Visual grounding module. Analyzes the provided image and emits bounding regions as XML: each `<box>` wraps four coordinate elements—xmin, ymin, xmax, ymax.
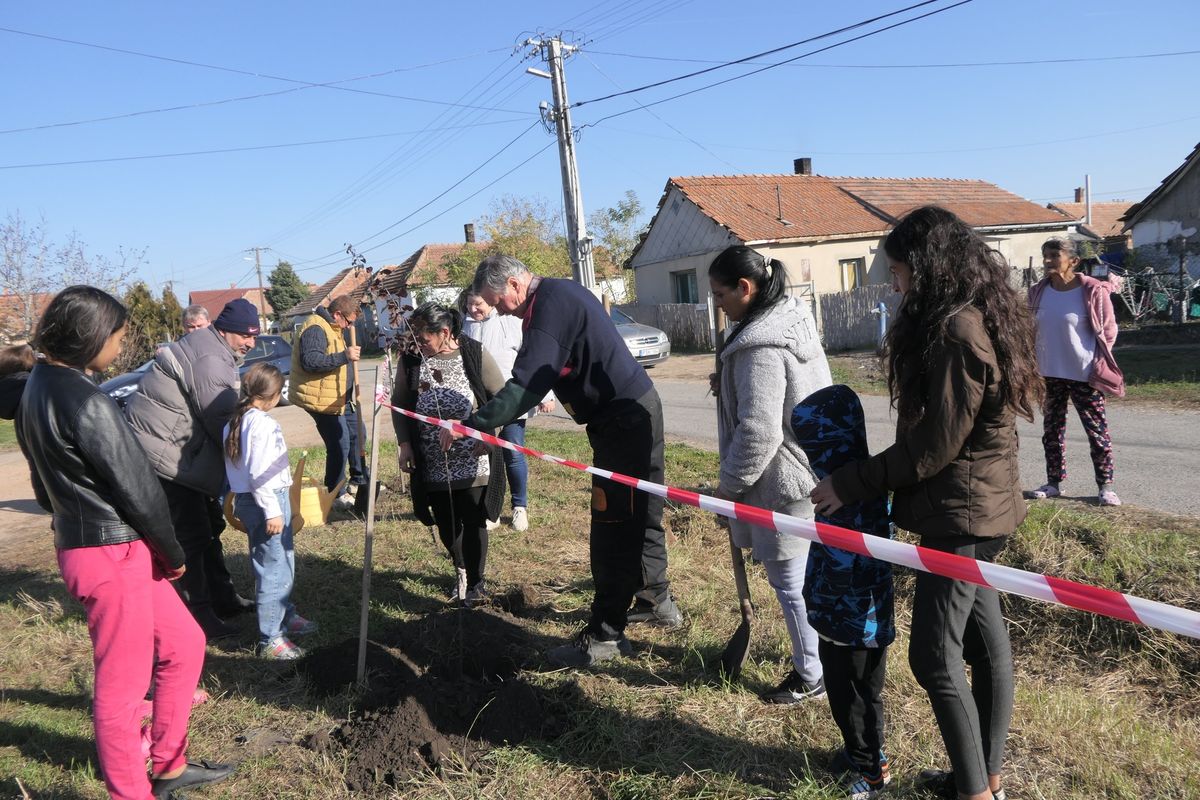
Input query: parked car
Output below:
<box><xmin>611</xmin><ymin>307</ymin><xmax>670</xmax><ymax>367</ymax></box>
<box><xmin>100</xmin><ymin>334</ymin><xmax>294</xmax><ymax>408</ymax></box>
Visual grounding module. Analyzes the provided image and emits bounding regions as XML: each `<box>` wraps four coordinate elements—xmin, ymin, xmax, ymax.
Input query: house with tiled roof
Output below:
<box><xmin>188</xmin><ymin>287</ymin><xmax>273</xmax><ymax>329</ymax></box>
<box><xmin>1048</xmin><ymin>189</ymin><xmax>1133</xmax><ymax>258</ymax></box>
<box><xmin>279</xmin><ymin>266</ymin><xmax>377</xmax><ymax>329</ymax></box>
<box><xmin>1120</xmin><ymin>142</ymin><xmax>1200</xmax><ymax>280</ymax></box>
<box><xmin>628</xmin><ymin>162</ymin><xmax>1075</xmax><ymax>307</ymax></box>
<box><xmin>0</xmin><ymin>291</ymin><xmax>54</xmax><ymax>345</ymax></box>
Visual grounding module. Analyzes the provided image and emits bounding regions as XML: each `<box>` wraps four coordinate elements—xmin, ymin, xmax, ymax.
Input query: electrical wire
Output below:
<box><xmin>584</xmin><ymin>46</ymin><xmax>1200</xmax><ymax>70</ymax></box>
<box><xmin>0</xmin><ymin>119</ymin><xmax>529</xmax><ymax>170</ymax></box>
<box><xmin>0</xmin><ymin>26</ymin><xmax>523</xmax><ymax>114</ymax></box>
<box><xmin>578</xmin><ymin>0</ymin><xmax>973</xmax><ymax>127</ymax></box>
<box><xmin>572</xmin><ymin>0</ymin><xmax>953</xmax><ymax>108</ymax></box>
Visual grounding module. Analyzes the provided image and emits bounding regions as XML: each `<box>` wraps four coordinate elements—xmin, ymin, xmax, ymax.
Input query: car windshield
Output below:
<box><xmin>609</xmin><ymin>308</ymin><xmax>635</xmax><ymax>325</ymax></box>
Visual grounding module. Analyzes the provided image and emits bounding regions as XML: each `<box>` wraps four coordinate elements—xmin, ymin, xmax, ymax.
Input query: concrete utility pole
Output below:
<box><xmin>246</xmin><ymin>246</ymin><xmax>269</xmax><ymax>331</ymax></box>
<box><xmin>525</xmin><ymin>35</ymin><xmax>596</xmax><ymax>290</ymax></box>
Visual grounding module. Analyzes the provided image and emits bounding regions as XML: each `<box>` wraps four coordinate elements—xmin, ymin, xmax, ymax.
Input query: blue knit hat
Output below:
<box><xmin>213</xmin><ymin>299</ymin><xmax>260</xmax><ymax>335</ymax></box>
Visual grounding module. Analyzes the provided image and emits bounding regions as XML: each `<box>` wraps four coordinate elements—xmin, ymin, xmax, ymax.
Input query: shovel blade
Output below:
<box><xmin>719</xmin><ymin>618</ymin><xmax>751</xmax><ymax>681</ymax></box>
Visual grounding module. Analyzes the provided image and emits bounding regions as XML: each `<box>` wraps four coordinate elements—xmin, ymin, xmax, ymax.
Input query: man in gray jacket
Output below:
<box><xmin>125</xmin><ymin>299</ymin><xmax>259</xmax><ymax>639</ymax></box>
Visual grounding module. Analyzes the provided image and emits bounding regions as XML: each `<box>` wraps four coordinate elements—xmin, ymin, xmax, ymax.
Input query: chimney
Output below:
<box><xmin>793</xmin><ymin>157</ymin><xmax>812</xmax><ymax>176</ymax></box>
<box><xmin>464</xmin><ymin>223</ymin><xmax>476</xmax><ymax>243</ymax></box>
<box><xmin>1074</xmin><ymin>187</ymin><xmax>1084</xmax><ymax>203</ymax></box>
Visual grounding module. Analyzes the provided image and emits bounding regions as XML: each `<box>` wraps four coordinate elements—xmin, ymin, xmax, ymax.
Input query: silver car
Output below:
<box><xmin>611</xmin><ymin>307</ymin><xmax>671</xmax><ymax>367</ymax></box>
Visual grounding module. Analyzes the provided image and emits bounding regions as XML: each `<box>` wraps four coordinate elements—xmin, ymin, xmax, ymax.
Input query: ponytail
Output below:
<box><xmin>709</xmin><ymin>246</ymin><xmax>787</xmax><ymax>347</ymax></box>
<box><xmin>224</xmin><ymin>396</ymin><xmax>255</xmax><ymax>463</ymax></box>
<box><xmin>225</xmin><ymin>362</ymin><xmax>286</xmax><ymax>464</ymax></box>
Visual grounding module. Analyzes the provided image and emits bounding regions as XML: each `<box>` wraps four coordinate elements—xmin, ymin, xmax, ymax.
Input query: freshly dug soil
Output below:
<box><xmin>301</xmin><ymin>605</ymin><xmax>561</xmax><ymax>792</ymax></box>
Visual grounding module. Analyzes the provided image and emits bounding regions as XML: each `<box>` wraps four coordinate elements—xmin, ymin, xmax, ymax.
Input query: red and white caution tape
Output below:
<box><xmin>381</xmin><ymin>394</ymin><xmax>1200</xmax><ymax>641</ymax></box>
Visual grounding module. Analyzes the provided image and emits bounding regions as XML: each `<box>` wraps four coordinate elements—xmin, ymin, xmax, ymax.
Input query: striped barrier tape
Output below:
<box><xmin>380</xmin><ymin>392</ymin><xmax>1200</xmax><ymax>641</ymax></box>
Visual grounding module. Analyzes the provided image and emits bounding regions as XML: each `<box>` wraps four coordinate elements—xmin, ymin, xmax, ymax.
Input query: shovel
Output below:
<box><xmin>719</xmin><ymin>529</ymin><xmax>754</xmax><ymax>680</ymax></box>
<box><xmin>712</xmin><ymin>307</ymin><xmax>754</xmax><ymax>681</ymax></box>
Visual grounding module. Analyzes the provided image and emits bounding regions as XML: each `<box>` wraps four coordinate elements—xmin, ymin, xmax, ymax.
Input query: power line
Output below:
<box><xmin>0</xmin><ymin>119</ymin><xmax>528</xmax><ymax>170</ymax></box>
<box><xmin>584</xmin><ymin>46</ymin><xmax>1200</xmax><ymax>70</ymax></box>
<box><xmin>579</xmin><ymin>0</ymin><xmax>973</xmax><ymax>128</ymax></box>
<box><xmin>572</xmin><ymin>0</ymin><xmax>954</xmax><ymax>108</ymax></box>
<box><xmin>0</xmin><ymin>27</ymin><xmax>529</xmax><ymax>118</ymax></box>
<box><xmin>289</xmin><ymin>120</ymin><xmax>544</xmax><ymax>273</ymax></box>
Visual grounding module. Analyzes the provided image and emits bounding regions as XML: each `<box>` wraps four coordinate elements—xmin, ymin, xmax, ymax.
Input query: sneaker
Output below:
<box><xmin>334</xmin><ymin>493</ymin><xmax>355</xmax><ymax>509</ymax></box>
<box><xmin>1099</xmin><ymin>488</ymin><xmax>1122</xmax><ymax>506</ymax></box>
<box><xmin>450</xmin><ymin>567</ymin><xmax>468</xmax><ymax>602</ymax></box>
<box><xmin>485</xmin><ymin>517</ymin><xmax>500</xmax><ymax>531</ymax></box>
<box><xmin>285</xmin><ymin>614</ymin><xmax>318</xmax><ymax>636</ymax></box>
<box><xmin>546</xmin><ymin>626</ymin><xmax>633</xmax><ymax>668</ymax></box>
<box><xmin>625</xmin><ymin>596</ymin><xmax>684</xmax><ymax>628</ymax></box>
<box><xmin>259</xmin><ymin>636</ymin><xmax>304</xmax><ymax>660</ymax></box>
<box><xmin>831</xmin><ymin>749</ymin><xmax>891</xmax><ymax>787</ymax></box>
<box><xmin>464</xmin><ymin>580</ymin><xmax>489</xmax><ymax>608</ymax></box>
<box><xmin>512</xmin><ymin>506</ymin><xmax>529</xmax><ymax>532</ymax></box>
<box><xmin>761</xmin><ymin>668</ymin><xmax>826</xmax><ymax>704</ymax></box>
<box><xmin>1025</xmin><ymin>483</ymin><xmax>1061</xmax><ymax>500</ymax></box>
<box><xmin>846</xmin><ymin>768</ymin><xmax>887</xmax><ymax>800</ymax></box>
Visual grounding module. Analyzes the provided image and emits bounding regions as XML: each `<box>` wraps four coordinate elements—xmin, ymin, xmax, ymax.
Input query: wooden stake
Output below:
<box><xmin>356</xmin><ymin>366</ymin><xmax>383</xmax><ymax>686</ymax></box>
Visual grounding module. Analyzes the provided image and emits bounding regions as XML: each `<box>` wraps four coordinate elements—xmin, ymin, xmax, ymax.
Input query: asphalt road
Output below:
<box><xmin>574</xmin><ymin>377</ymin><xmax>1198</xmax><ymax>518</ymax></box>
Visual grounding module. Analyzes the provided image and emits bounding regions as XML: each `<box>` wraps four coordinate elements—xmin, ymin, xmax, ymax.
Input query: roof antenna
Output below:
<box><xmin>775</xmin><ymin>184</ymin><xmax>793</xmax><ymax>227</ymax></box>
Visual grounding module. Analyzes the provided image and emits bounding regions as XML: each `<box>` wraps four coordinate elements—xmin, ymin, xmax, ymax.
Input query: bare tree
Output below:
<box><xmin>1</xmin><ymin>212</ymin><xmax>141</xmax><ymax>343</ymax></box>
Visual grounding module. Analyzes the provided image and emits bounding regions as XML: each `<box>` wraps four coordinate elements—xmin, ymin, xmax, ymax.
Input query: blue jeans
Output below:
<box><xmin>499</xmin><ymin>419</ymin><xmax>528</xmax><ymax>509</ymax></box>
<box><xmin>235</xmin><ymin>489</ymin><xmax>296</xmax><ymax>646</ymax></box>
<box><xmin>308</xmin><ymin>406</ymin><xmax>367</xmax><ymax>494</ymax></box>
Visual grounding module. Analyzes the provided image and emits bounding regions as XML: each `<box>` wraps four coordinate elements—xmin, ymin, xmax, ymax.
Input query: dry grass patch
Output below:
<box><xmin>2</xmin><ymin>431</ymin><xmax>1198</xmax><ymax>798</ymax></box>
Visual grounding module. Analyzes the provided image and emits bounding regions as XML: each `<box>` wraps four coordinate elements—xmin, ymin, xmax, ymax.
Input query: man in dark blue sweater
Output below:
<box><xmin>440</xmin><ymin>254</ymin><xmax>680</xmax><ymax>666</ymax></box>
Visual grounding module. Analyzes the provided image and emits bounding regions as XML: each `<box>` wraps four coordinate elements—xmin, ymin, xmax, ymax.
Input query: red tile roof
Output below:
<box><xmin>1047</xmin><ymin>201</ymin><xmax>1133</xmax><ymax>239</ymax></box>
<box><xmin>280</xmin><ymin>267</ymin><xmax>375</xmax><ymax>320</ymax></box>
<box><xmin>667</xmin><ymin>174</ymin><xmax>1072</xmax><ymax>243</ymax></box>
<box><xmin>375</xmin><ymin>242</ymin><xmax>487</xmax><ymax>295</ymax></box>
<box><xmin>188</xmin><ymin>287</ymin><xmax>272</xmax><ymax>320</ymax></box>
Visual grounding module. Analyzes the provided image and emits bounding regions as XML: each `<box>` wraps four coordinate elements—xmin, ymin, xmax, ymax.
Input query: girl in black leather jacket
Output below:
<box><xmin>18</xmin><ymin>286</ymin><xmax>231</xmax><ymax>799</ymax></box>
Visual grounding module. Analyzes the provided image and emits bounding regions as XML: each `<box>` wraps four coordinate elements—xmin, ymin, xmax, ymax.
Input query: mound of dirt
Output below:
<box><xmin>302</xmin><ymin>607</ymin><xmax>561</xmax><ymax>792</ymax></box>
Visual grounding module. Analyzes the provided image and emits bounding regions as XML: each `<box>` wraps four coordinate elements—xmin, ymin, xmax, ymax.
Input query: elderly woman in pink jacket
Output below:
<box><xmin>1026</xmin><ymin>237</ymin><xmax>1125</xmax><ymax>506</ymax></box>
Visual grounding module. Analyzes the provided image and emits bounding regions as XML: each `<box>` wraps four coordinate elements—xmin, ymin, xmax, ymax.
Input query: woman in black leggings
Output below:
<box><xmin>811</xmin><ymin>206</ymin><xmax>1044</xmax><ymax>800</ymax></box>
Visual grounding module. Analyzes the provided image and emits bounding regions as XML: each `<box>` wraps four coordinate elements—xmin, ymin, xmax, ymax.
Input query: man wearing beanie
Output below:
<box><xmin>125</xmin><ymin>298</ymin><xmax>259</xmax><ymax>640</ymax></box>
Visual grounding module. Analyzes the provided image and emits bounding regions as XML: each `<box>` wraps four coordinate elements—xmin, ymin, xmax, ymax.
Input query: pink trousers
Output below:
<box><xmin>57</xmin><ymin>540</ymin><xmax>206</xmax><ymax>800</ymax></box>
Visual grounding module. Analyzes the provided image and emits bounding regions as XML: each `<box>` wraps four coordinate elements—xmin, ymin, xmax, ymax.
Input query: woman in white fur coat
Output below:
<box><xmin>710</xmin><ymin>245</ymin><xmax>833</xmax><ymax>704</ymax></box>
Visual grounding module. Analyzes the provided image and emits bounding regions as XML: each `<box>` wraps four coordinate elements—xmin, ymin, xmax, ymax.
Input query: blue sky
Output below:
<box><xmin>2</xmin><ymin>1</ymin><xmax>1198</xmax><ymax>300</ymax></box>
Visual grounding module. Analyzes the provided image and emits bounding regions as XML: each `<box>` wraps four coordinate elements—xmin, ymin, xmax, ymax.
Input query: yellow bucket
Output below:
<box><xmin>224</xmin><ymin>454</ymin><xmax>344</xmax><ymax>534</ymax></box>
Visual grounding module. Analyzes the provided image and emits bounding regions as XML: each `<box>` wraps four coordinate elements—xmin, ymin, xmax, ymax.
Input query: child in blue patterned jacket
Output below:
<box><xmin>792</xmin><ymin>384</ymin><xmax>895</xmax><ymax>800</ymax></box>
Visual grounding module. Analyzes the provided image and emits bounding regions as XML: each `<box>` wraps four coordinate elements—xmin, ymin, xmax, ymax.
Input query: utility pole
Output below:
<box><xmin>525</xmin><ymin>36</ymin><xmax>596</xmax><ymax>290</ymax></box>
<box><xmin>246</xmin><ymin>246</ymin><xmax>269</xmax><ymax>332</ymax></box>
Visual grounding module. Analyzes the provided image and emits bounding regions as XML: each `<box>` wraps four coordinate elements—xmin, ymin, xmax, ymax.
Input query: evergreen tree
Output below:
<box><xmin>161</xmin><ymin>285</ymin><xmax>184</xmax><ymax>341</ymax></box>
<box><xmin>118</xmin><ymin>282</ymin><xmax>172</xmax><ymax>373</ymax></box>
<box><xmin>265</xmin><ymin>261</ymin><xmax>309</xmax><ymax>321</ymax></box>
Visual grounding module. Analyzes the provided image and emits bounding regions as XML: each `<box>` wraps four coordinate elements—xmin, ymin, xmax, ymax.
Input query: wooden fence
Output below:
<box><xmin>617</xmin><ymin>286</ymin><xmax>901</xmax><ymax>355</ymax></box>
<box><xmin>615</xmin><ymin>303</ymin><xmax>714</xmax><ymax>352</ymax></box>
<box><xmin>817</xmin><ymin>285</ymin><xmax>900</xmax><ymax>352</ymax></box>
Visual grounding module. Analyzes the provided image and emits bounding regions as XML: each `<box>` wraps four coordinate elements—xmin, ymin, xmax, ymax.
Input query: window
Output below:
<box><xmin>671</xmin><ymin>269</ymin><xmax>699</xmax><ymax>304</ymax></box>
<box><xmin>839</xmin><ymin>258</ymin><xmax>865</xmax><ymax>290</ymax></box>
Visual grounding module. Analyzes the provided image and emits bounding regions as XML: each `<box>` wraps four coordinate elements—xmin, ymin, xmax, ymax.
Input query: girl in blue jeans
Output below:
<box><xmin>223</xmin><ymin>363</ymin><xmax>317</xmax><ymax>659</ymax></box>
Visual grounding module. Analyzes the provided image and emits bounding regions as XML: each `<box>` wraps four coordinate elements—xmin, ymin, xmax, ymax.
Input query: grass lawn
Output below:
<box><xmin>2</xmin><ymin>430</ymin><xmax>1198</xmax><ymax>798</ymax></box>
<box><xmin>831</xmin><ymin>346</ymin><xmax>1200</xmax><ymax>408</ymax></box>
<box><xmin>0</xmin><ymin>419</ymin><xmax>16</xmax><ymax>452</ymax></box>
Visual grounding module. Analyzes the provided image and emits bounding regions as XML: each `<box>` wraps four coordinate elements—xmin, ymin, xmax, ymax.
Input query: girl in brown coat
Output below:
<box><xmin>811</xmin><ymin>206</ymin><xmax>1043</xmax><ymax>800</ymax></box>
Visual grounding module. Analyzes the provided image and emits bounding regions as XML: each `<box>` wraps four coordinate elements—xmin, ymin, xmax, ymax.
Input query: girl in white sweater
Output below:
<box><xmin>223</xmin><ymin>363</ymin><xmax>316</xmax><ymax>659</ymax></box>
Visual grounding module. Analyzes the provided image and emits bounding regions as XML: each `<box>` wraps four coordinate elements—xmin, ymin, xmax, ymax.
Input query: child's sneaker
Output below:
<box><xmin>259</xmin><ymin>636</ymin><xmax>304</xmax><ymax>660</ymax></box>
<box><xmin>285</xmin><ymin>614</ymin><xmax>318</xmax><ymax>636</ymax></box>
<box><xmin>1025</xmin><ymin>483</ymin><xmax>1060</xmax><ymax>500</ymax></box>
<box><xmin>464</xmin><ymin>580</ymin><xmax>489</xmax><ymax>608</ymax></box>
<box><xmin>1098</xmin><ymin>488</ymin><xmax>1122</xmax><ymax>506</ymax></box>
<box><xmin>761</xmin><ymin>669</ymin><xmax>825</xmax><ymax>704</ymax></box>
<box><xmin>846</xmin><ymin>768</ymin><xmax>887</xmax><ymax>800</ymax></box>
<box><xmin>831</xmin><ymin>748</ymin><xmax>891</xmax><ymax>788</ymax></box>
<box><xmin>450</xmin><ymin>567</ymin><xmax>468</xmax><ymax>602</ymax></box>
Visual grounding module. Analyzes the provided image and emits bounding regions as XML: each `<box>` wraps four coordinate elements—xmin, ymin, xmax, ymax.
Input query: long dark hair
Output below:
<box><xmin>0</xmin><ymin>344</ymin><xmax>35</xmax><ymax>377</ymax></box>
<box><xmin>708</xmin><ymin>245</ymin><xmax>786</xmax><ymax>348</ymax></box>
<box><xmin>224</xmin><ymin>362</ymin><xmax>285</xmax><ymax>463</ymax></box>
<box><xmin>33</xmin><ymin>286</ymin><xmax>127</xmax><ymax>369</ymax></box>
<box><xmin>882</xmin><ymin>206</ymin><xmax>1042</xmax><ymax>425</ymax></box>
